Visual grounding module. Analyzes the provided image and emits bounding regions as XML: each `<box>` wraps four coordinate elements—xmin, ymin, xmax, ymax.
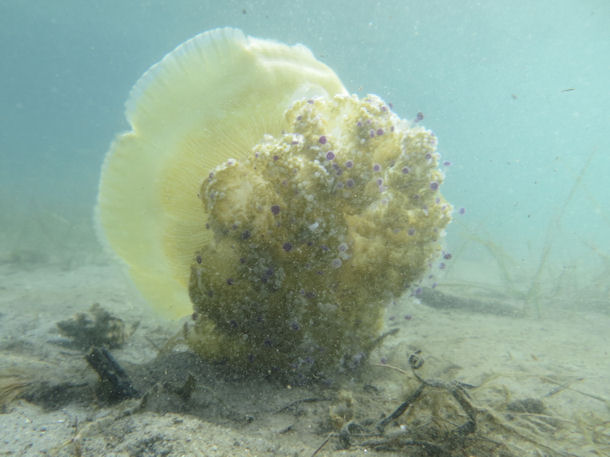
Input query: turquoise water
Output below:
<box><xmin>0</xmin><ymin>2</ymin><xmax>609</xmax><ymax>455</ymax></box>
<box><xmin>1</xmin><ymin>0</ymin><xmax>608</xmax><ymax>297</ymax></box>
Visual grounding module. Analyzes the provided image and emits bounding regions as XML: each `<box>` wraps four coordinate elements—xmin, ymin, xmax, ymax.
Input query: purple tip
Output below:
<box><xmin>318</xmin><ymin>135</ymin><xmax>327</xmax><ymax>144</ymax></box>
<box><xmin>271</xmin><ymin>205</ymin><xmax>280</xmax><ymax>215</ymax></box>
<box><xmin>430</xmin><ymin>181</ymin><xmax>439</xmax><ymax>191</ymax></box>
<box><xmin>326</xmin><ymin>151</ymin><xmax>335</xmax><ymax>160</ymax></box>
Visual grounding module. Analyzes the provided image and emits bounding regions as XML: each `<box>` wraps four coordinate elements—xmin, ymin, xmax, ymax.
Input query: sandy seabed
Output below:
<box><xmin>0</xmin><ymin>260</ymin><xmax>608</xmax><ymax>456</ymax></box>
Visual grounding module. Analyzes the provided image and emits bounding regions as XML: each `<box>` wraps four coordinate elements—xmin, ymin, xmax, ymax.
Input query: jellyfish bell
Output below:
<box><xmin>96</xmin><ymin>28</ymin><xmax>347</xmax><ymax>318</ymax></box>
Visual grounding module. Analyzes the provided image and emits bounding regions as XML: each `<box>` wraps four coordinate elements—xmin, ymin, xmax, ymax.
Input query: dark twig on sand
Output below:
<box><xmin>85</xmin><ymin>347</ymin><xmax>139</xmax><ymax>402</ymax></box>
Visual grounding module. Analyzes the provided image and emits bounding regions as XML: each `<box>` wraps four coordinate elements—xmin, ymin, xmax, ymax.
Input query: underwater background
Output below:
<box><xmin>1</xmin><ymin>0</ymin><xmax>608</xmax><ymax>306</ymax></box>
<box><xmin>1</xmin><ymin>2</ymin><xmax>609</xmax><ymax>456</ymax></box>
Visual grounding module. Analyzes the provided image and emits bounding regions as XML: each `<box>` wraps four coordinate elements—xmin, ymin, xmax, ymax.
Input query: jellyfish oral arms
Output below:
<box><xmin>188</xmin><ymin>94</ymin><xmax>452</xmax><ymax>376</ymax></box>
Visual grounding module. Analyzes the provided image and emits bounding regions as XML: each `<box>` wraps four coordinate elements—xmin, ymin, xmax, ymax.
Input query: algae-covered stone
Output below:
<box><xmin>188</xmin><ymin>94</ymin><xmax>452</xmax><ymax>378</ymax></box>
